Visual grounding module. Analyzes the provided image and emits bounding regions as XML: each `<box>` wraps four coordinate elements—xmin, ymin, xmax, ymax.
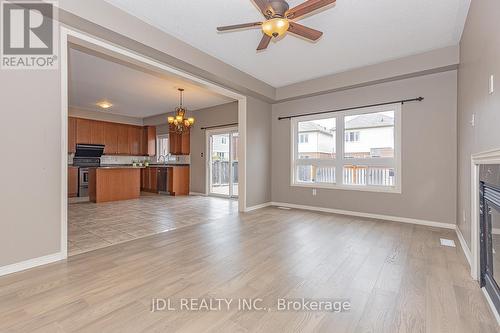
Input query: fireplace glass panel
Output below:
<box><xmin>492</xmin><ymin>207</ymin><xmax>500</xmax><ymax>282</ymax></box>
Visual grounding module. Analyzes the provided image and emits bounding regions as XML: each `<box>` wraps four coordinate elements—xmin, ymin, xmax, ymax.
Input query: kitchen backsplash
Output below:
<box><xmin>68</xmin><ymin>154</ymin><xmax>190</xmax><ymax>165</ymax></box>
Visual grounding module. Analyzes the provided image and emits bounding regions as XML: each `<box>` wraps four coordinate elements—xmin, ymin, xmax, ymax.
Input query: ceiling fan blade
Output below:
<box><xmin>286</xmin><ymin>0</ymin><xmax>336</xmax><ymax>20</ymax></box>
<box><xmin>257</xmin><ymin>34</ymin><xmax>272</xmax><ymax>50</ymax></box>
<box><xmin>288</xmin><ymin>22</ymin><xmax>323</xmax><ymax>41</ymax></box>
<box><xmin>252</xmin><ymin>0</ymin><xmax>271</xmax><ymax>17</ymax></box>
<box><xmin>217</xmin><ymin>22</ymin><xmax>262</xmax><ymax>31</ymax></box>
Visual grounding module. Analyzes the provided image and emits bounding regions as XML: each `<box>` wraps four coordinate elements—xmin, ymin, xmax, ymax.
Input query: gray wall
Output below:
<box><xmin>188</xmin><ymin>103</ymin><xmax>239</xmax><ymax>194</ymax></box>
<box><xmin>272</xmin><ymin>71</ymin><xmax>458</xmax><ymax>225</ymax></box>
<box><xmin>457</xmin><ymin>0</ymin><xmax>500</xmax><ymax>247</ymax></box>
<box><xmin>0</xmin><ymin>69</ymin><xmax>62</xmax><ymax>266</ymax></box>
<box><xmin>246</xmin><ymin>97</ymin><xmax>273</xmax><ymax>207</ymax></box>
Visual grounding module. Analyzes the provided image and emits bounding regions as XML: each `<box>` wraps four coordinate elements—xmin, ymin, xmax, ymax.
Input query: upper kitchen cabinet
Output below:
<box><xmin>68</xmin><ymin>117</ymin><xmax>76</xmax><ymax>153</ymax></box>
<box><xmin>104</xmin><ymin>122</ymin><xmax>119</xmax><ymax>155</ymax></box>
<box><xmin>169</xmin><ymin>126</ymin><xmax>190</xmax><ymax>155</ymax></box>
<box><xmin>142</xmin><ymin>126</ymin><xmax>156</xmax><ymax>157</ymax></box>
<box><xmin>75</xmin><ymin>118</ymin><xmax>91</xmax><ymax>144</ymax></box>
<box><xmin>128</xmin><ymin>126</ymin><xmax>142</xmax><ymax>156</ymax></box>
<box><xmin>181</xmin><ymin>129</ymin><xmax>190</xmax><ymax>155</ymax></box>
<box><xmin>90</xmin><ymin>120</ymin><xmax>105</xmax><ymax>145</ymax></box>
<box><xmin>117</xmin><ymin>124</ymin><xmax>130</xmax><ymax>155</ymax></box>
<box><xmin>69</xmin><ymin>117</ymin><xmax>156</xmax><ymax>156</ymax></box>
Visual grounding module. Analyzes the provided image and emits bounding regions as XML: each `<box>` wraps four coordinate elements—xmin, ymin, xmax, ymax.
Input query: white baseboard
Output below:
<box><xmin>245</xmin><ymin>202</ymin><xmax>272</xmax><ymax>212</ymax></box>
<box><xmin>269</xmin><ymin>202</ymin><xmax>456</xmax><ymax>230</ymax></box>
<box><xmin>0</xmin><ymin>252</ymin><xmax>64</xmax><ymax>277</ymax></box>
<box><xmin>456</xmin><ymin>227</ymin><xmax>472</xmax><ymax>266</ymax></box>
<box><xmin>189</xmin><ymin>192</ymin><xmax>207</xmax><ymax>196</ymax></box>
<box><xmin>482</xmin><ymin>287</ymin><xmax>500</xmax><ymax>326</ymax></box>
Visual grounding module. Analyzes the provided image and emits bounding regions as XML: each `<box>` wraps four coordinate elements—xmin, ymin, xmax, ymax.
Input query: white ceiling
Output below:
<box><xmin>104</xmin><ymin>0</ymin><xmax>471</xmax><ymax>88</ymax></box>
<box><xmin>69</xmin><ymin>48</ymin><xmax>234</xmax><ymax>118</ymax></box>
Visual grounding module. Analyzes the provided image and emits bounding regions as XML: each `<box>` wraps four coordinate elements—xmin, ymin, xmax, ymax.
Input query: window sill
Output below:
<box><xmin>291</xmin><ymin>182</ymin><xmax>401</xmax><ymax>194</ymax></box>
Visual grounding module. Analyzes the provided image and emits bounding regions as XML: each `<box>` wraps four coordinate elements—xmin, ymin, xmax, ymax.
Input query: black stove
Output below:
<box><xmin>73</xmin><ymin>144</ymin><xmax>104</xmax><ymax>197</ymax></box>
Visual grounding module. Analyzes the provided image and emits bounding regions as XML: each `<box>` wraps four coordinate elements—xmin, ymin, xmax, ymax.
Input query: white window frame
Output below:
<box><xmin>156</xmin><ymin>134</ymin><xmax>169</xmax><ymax>162</ymax></box>
<box><xmin>290</xmin><ymin>103</ymin><xmax>402</xmax><ymax>193</ymax></box>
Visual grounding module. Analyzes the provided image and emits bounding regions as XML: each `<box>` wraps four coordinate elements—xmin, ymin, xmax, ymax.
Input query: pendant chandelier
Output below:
<box><xmin>167</xmin><ymin>88</ymin><xmax>194</xmax><ymax>133</ymax></box>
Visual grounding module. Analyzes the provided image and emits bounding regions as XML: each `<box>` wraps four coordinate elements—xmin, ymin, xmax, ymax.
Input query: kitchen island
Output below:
<box><xmin>89</xmin><ymin>167</ymin><xmax>142</xmax><ymax>203</ymax></box>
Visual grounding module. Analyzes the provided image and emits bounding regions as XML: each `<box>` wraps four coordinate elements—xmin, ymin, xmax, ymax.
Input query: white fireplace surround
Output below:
<box><xmin>469</xmin><ymin>148</ymin><xmax>500</xmax><ymax>281</ymax></box>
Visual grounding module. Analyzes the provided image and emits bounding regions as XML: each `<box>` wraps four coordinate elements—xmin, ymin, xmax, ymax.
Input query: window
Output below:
<box><xmin>156</xmin><ymin>134</ymin><xmax>169</xmax><ymax>162</ymax></box>
<box><xmin>291</xmin><ymin>104</ymin><xmax>401</xmax><ymax>192</ymax></box>
<box><xmin>221</xmin><ymin>137</ymin><xmax>227</xmax><ymax>144</ymax></box>
<box><xmin>294</xmin><ymin>117</ymin><xmax>336</xmax><ymax>184</ymax></box>
<box><xmin>344</xmin><ymin>131</ymin><xmax>360</xmax><ymax>142</ymax></box>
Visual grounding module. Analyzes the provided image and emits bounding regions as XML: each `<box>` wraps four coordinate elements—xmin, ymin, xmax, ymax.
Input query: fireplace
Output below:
<box><xmin>480</xmin><ymin>164</ymin><xmax>500</xmax><ymax>313</ymax></box>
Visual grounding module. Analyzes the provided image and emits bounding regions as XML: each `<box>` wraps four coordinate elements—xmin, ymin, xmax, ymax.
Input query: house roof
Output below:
<box><xmin>299</xmin><ymin>122</ymin><xmax>335</xmax><ymax>135</ymax></box>
<box><xmin>345</xmin><ymin>113</ymin><xmax>394</xmax><ymax>130</ymax></box>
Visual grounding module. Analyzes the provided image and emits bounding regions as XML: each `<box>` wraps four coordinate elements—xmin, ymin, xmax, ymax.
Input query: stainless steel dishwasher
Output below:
<box><xmin>157</xmin><ymin>167</ymin><xmax>169</xmax><ymax>194</ymax></box>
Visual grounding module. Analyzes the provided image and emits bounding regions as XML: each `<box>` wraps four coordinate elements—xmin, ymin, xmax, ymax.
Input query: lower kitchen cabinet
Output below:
<box><xmin>168</xmin><ymin>166</ymin><xmax>190</xmax><ymax>196</ymax></box>
<box><xmin>141</xmin><ymin>167</ymin><xmax>158</xmax><ymax>193</ymax></box>
<box><xmin>68</xmin><ymin>166</ymin><xmax>78</xmax><ymax>198</ymax></box>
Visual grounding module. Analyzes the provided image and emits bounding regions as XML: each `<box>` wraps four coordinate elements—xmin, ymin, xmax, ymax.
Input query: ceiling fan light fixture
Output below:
<box><xmin>262</xmin><ymin>18</ymin><xmax>289</xmax><ymax>37</ymax></box>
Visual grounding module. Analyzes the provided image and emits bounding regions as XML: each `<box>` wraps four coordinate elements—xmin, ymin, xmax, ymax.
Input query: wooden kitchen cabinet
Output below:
<box><xmin>141</xmin><ymin>167</ymin><xmax>158</xmax><ymax>193</ymax></box>
<box><xmin>68</xmin><ymin>117</ymin><xmax>76</xmax><ymax>153</ymax></box>
<box><xmin>68</xmin><ymin>166</ymin><xmax>78</xmax><ymax>197</ymax></box>
<box><xmin>142</xmin><ymin>126</ymin><xmax>156</xmax><ymax>156</ymax></box>
<box><xmin>168</xmin><ymin>166</ymin><xmax>190</xmax><ymax>196</ymax></box>
<box><xmin>128</xmin><ymin>126</ymin><xmax>142</xmax><ymax>156</ymax></box>
<box><xmin>70</xmin><ymin>117</ymin><xmax>156</xmax><ymax>156</ymax></box>
<box><xmin>90</xmin><ymin>120</ymin><xmax>105</xmax><ymax>145</ymax></box>
<box><xmin>76</xmin><ymin>118</ymin><xmax>92</xmax><ymax>145</ymax></box>
<box><xmin>181</xmin><ymin>129</ymin><xmax>190</xmax><ymax>155</ymax></box>
<box><xmin>169</xmin><ymin>126</ymin><xmax>190</xmax><ymax>155</ymax></box>
<box><xmin>117</xmin><ymin>124</ymin><xmax>130</xmax><ymax>155</ymax></box>
<box><xmin>104</xmin><ymin>122</ymin><xmax>119</xmax><ymax>155</ymax></box>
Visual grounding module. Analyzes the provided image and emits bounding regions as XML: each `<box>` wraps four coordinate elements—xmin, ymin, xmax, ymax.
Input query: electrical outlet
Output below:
<box><xmin>490</xmin><ymin>75</ymin><xmax>495</xmax><ymax>95</ymax></box>
<box><xmin>312</xmin><ymin>189</ymin><xmax>317</xmax><ymax>196</ymax></box>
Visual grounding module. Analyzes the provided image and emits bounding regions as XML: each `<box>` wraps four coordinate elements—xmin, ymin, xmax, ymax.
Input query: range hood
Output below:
<box><xmin>74</xmin><ymin>144</ymin><xmax>105</xmax><ymax>158</ymax></box>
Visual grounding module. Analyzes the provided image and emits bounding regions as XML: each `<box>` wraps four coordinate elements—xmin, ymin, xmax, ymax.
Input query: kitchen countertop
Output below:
<box><xmin>95</xmin><ymin>165</ymin><xmax>146</xmax><ymax>169</ymax></box>
<box><xmin>68</xmin><ymin>164</ymin><xmax>190</xmax><ymax>168</ymax></box>
<box><xmin>148</xmin><ymin>164</ymin><xmax>190</xmax><ymax>167</ymax></box>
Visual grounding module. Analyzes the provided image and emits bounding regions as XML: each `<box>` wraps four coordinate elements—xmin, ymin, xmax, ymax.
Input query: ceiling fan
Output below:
<box><xmin>217</xmin><ymin>0</ymin><xmax>336</xmax><ymax>50</ymax></box>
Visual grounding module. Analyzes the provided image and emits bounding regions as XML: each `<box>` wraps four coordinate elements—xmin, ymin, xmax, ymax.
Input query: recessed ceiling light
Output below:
<box><xmin>96</xmin><ymin>101</ymin><xmax>112</xmax><ymax>109</ymax></box>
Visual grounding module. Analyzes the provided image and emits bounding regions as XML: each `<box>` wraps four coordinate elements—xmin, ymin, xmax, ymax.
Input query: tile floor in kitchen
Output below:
<box><xmin>68</xmin><ymin>194</ymin><xmax>238</xmax><ymax>256</ymax></box>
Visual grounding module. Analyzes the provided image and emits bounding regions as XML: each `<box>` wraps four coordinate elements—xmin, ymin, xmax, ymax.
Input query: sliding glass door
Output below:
<box><xmin>207</xmin><ymin>129</ymin><xmax>238</xmax><ymax>198</ymax></box>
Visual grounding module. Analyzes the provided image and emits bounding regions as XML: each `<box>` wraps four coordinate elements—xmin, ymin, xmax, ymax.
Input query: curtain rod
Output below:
<box><xmin>277</xmin><ymin>97</ymin><xmax>424</xmax><ymax>120</ymax></box>
<box><xmin>200</xmin><ymin>123</ymin><xmax>238</xmax><ymax>130</ymax></box>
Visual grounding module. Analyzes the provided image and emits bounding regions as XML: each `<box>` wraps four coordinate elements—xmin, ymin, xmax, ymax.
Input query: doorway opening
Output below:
<box><xmin>60</xmin><ymin>28</ymin><xmax>247</xmax><ymax>259</ymax></box>
<box><xmin>207</xmin><ymin>127</ymin><xmax>239</xmax><ymax>198</ymax></box>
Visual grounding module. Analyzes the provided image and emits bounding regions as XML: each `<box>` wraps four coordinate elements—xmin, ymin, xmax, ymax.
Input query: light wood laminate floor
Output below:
<box><xmin>68</xmin><ymin>194</ymin><xmax>238</xmax><ymax>255</ymax></box>
<box><xmin>1</xmin><ymin>203</ymin><xmax>498</xmax><ymax>332</ymax></box>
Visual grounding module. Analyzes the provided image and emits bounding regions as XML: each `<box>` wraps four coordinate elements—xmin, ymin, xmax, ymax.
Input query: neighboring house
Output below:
<box><xmin>212</xmin><ymin>135</ymin><xmax>230</xmax><ymax>160</ymax></box>
<box><xmin>344</xmin><ymin>112</ymin><xmax>394</xmax><ymax>158</ymax></box>
<box><xmin>211</xmin><ymin>134</ymin><xmax>239</xmax><ymax>161</ymax></box>
<box><xmin>298</xmin><ymin>122</ymin><xmax>336</xmax><ymax>159</ymax></box>
<box><xmin>298</xmin><ymin>112</ymin><xmax>394</xmax><ymax>159</ymax></box>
